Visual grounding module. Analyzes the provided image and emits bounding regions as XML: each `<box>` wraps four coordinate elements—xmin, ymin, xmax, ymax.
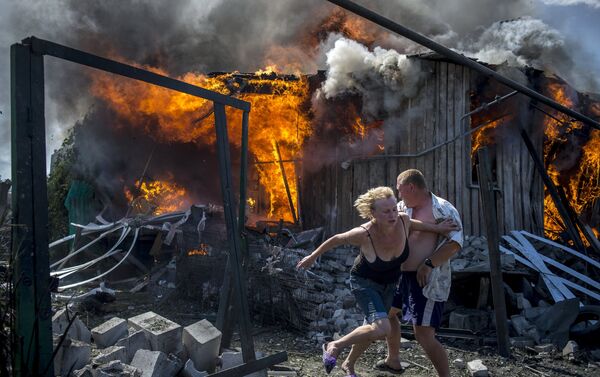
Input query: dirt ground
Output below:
<box><xmin>67</xmin><ymin>290</ymin><xmax>598</xmax><ymax>377</ymax></box>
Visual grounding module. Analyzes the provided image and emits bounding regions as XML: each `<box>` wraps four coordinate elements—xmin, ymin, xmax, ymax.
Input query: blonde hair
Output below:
<box><xmin>354</xmin><ymin>186</ymin><xmax>395</xmax><ymax>219</ymax></box>
<box><xmin>397</xmin><ymin>169</ymin><xmax>427</xmax><ymax>189</ymax></box>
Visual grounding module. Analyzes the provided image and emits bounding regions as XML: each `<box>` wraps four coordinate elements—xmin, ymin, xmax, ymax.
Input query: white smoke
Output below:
<box><xmin>319</xmin><ymin>37</ymin><xmax>428</xmax><ymax>117</ymax></box>
<box><xmin>540</xmin><ymin>0</ymin><xmax>600</xmax><ymax>7</ymax></box>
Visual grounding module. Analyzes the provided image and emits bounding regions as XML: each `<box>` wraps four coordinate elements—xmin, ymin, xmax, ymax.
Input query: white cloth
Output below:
<box><xmin>398</xmin><ymin>193</ymin><xmax>464</xmax><ymax>302</ymax></box>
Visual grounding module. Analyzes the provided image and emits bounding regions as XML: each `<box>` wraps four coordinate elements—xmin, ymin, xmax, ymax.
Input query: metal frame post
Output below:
<box><xmin>11</xmin><ymin>41</ymin><xmax>54</xmax><ymax>376</ymax></box>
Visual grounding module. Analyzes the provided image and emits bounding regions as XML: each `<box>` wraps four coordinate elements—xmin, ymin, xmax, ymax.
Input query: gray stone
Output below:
<box><xmin>516</xmin><ymin>293</ymin><xmax>532</xmax><ymax>310</ymax></box>
<box><xmin>562</xmin><ymin>340</ymin><xmax>578</xmax><ymax>357</ymax></box>
<box><xmin>55</xmin><ymin>339</ymin><xmax>91</xmax><ymax>377</ymax></box>
<box><xmin>129</xmin><ymin>312</ymin><xmax>182</xmax><ymax>354</ymax></box>
<box><xmin>467</xmin><ymin>359</ymin><xmax>489</xmax><ymax>377</ymax></box>
<box><xmin>509</xmin><ymin>337</ymin><xmax>535</xmax><ymax>348</ymax></box>
<box><xmin>93</xmin><ymin>345</ymin><xmax>127</xmax><ymax>365</ymax></box>
<box><xmin>73</xmin><ymin>366</ymin><xmax>94</xmax><ymax>377</ymax></box>
<box><xmin>220</xmin><ymin>351</ymin><xmax>267</xmax><ymax>377</ymax></box>
<box><xmin>181</xmin><ymin>359</ymin><xmax>209</xmax><ymax>377</ymax></box>
<box><xmin>92</xmin><ymin>317</ymin><xmax>128</xmax><ymax>348</ymax></box>
<box><xmin>115</xmin><ymin>330</ymin><xmax>150</xmax><ymax>362</ymax></box>
<box><xmin>534</xmin><ymin>298</ymin><xmax>580</xmax><ymax>349</ymax></box>
<box><xmin>96</xmin><ymin>360</ymin><xmax>142</xmax><ymax>377</ymax></box>
<box><xmin>510</xmin><ymin>315</ymin><xmax>535</xmax><ymax>337</ymax></box>
<box><xmin>450</xmin><ymin>258</ymin><xmax>469</xmax><ymax>271</ymax></box>
<box><xmin>130</xmin><ymin>349</ymin><xmax>182</xmax><ymax>377</ymax></box>
<box><xmin>400</xmin><ymin>337</ymin><xmax>415</xmax><ymax>349</ymax></box>
<box><xmin>449</xmin><ymin>308</ymin><xmax>489</xmax><ymax>332</ymax></box>
<box><xmin>453</xmin><ymin>358</ymin><xmax>465</xmax><ymax>369</ymax></box>
<box><xmin>182</xmin><ymin>319</ymin><xmax>222</xmax><ymax>373</ymax></box>
<box><xmin>52</xmin><ymin>308</ymin><xmax>92</xmax><ymax>343</ymax></box>
<box><xmin>535</xmin><ymin>344</ymin><xmax>555</xmax><ymax>353</ymax></box>
<box><xmin>522</xmin><ymin>306</ymin><xmax>549</xmax><ymax>321</ymax></box>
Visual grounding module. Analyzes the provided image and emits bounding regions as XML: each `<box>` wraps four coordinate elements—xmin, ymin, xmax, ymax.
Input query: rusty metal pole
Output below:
<box><xmin>324</xmin><ymin>0</ymin><xmax>600</xmax><ymax>131</ymax></box>
<box><xmin>476</xmin><ymin>147</ymin><xmax>510</xmax><ymax>357</ymax></box>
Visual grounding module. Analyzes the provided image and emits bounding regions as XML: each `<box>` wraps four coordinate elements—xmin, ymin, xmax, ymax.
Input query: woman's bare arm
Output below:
<box><xmin>296</xmin><ymin>227</ymin><xmax>365</xmax><ymax>269</ymax></box>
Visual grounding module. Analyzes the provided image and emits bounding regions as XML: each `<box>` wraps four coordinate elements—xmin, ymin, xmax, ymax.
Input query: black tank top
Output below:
<box><xmin>350</xmin><ymin>217</ymin><xmax>410</xmax><ymax>284</ymax></box>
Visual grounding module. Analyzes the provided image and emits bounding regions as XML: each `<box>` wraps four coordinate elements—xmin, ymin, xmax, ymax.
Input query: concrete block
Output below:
<box><xmin>181</xmin><ymin>359</ymin><xmax>209</xmax><ymax>377</ymax></box>
<box><xmin>129</xmin><ymin>312</ymin><xmax>182</xmax><ymax>354</ymax></box>
<box><xmin>562</xmin><ymin>340</ymin><xmax>578</xmax><ymax>356</ymax></box>
<box><xmin>130</xmin><ymin>349</ymin><xmax>182</xmax><ymax>377</ymax></box>
<box><xmin>73</xmin><ymin>366</ymin><xmax>94</xmax><ymax>377</ymax></box>
<box><xmin>449</xmin><ymin>308</ymin><xmax>489</xmax><ymax>332</ymax></box>
<box><xmin>92</xmin><ymin>317</ymin><xmax>128</xmax><ymax>348</ymax></box>
<box><xmin>55</xmin><ymin>339</ymin><xmax>91</xmax><ymax>377</ymax></box>
<box><xmin>220</xmin><ymin>351</ymin><xmax>267</xmax><ymax>377</ymax></box>
<box><xmin>115</xmin><ymin>330</ymin><xmax>150</xmax><ymax>362</ymax></box>
<box><xmin>182</xmin><ymin>319</ymin><xmax>222</xmax><ymax>373</ymax></box>
<box><xmin>453</xmin><ymin>358</ymin><xmax>465</xmax><ymax>369</ymax></box>
<box><xmin>52</xmin><ymin>308</ymin><xmax>92</xmax><ymax>343</ymax></box>
<box><xmin>96</xmin><ymin>360</ymin><xmax>142</xmax><ymax>377</ymax></box>
<box><xmin>467</xmin><ymin>359</ymin><xmax>489</xmax><ymax>377</ymax></box>
<box><xmin>92</xmin><ymin>345</ymin><xmax>127</xmax><ymax>365</ymax></box>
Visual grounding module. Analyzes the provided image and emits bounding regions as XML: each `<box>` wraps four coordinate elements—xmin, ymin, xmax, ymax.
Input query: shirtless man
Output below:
<box><xmin>382</xmin><ymin>169</ymin><xmax>463</xmax><ymax>377</ymax></box>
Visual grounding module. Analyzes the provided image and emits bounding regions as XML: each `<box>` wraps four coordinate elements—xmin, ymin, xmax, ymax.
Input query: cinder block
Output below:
<box><xmin>181</xmin><ymin>359</ymin><xmax>209</xmax><ymax>377</ymax></box>
<box><xmin>92</xmin><ymin>345</ymin><xmax>127</xmax><ymax>365</ymax></box>
<box><xmin>128</xmin><ymin>312</ymin><xmax>182</xmax><ymax>354</ymax></box>
<box><xmin>92</xmin><ymin>317</ymin><xmax>128</xmax><ymax>348</ymax></box>
<box><xmin>182</xmin><ymin>319</ymin><xmax>221</xmax><ymax>373</ymax></box>
<box><xmin>55</xmin><ymin>339</ymin><xmax>91</xmax><ymax>377</ymax></box>
<box><xmin>115</xmin><ymin>330</ymin><xmax>150</xmax><ymax>362</ymax></box>
<box><xmin>96</xmin><ymin>360</ymin><xmax>142</xmax><ymax>377</ymax></box>
<box><xmin>52</xmin><ymin>308</ymin><xmax>92</xmax><ymax>343</ymax></box>
<box><xmin>130</xmin><ymin>349</ymin><xmax>182</xmax><ymax>377</ymax></box>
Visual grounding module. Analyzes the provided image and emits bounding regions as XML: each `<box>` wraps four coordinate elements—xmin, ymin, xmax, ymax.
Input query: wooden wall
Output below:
<box><xmin>300</xmin><ymin>58</ymin><xmax>544</xmax><ymax>238</ymax></box>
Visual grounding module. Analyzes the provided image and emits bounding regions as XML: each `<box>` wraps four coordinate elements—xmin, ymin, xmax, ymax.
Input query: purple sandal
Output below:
<box><xmin>321</xmin><ymin>343</ymin><xmax>337</xmax><ymax>374</ymax></box>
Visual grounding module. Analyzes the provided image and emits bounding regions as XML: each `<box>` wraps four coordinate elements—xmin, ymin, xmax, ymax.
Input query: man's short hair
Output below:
<box><xmin>397</xmin><ymin>169</ymin><xmax>427</xmax><ymax>189</ymax></box>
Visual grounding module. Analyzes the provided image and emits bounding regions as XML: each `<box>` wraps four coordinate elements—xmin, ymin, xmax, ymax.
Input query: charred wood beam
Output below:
<box><xmin>476</xmin><ymin>147</ymin><xmax>510</xmax><ymax>357</ymax></box>
<box><xmin>520</xmin><ymin>128</ymin><xmax>587</xmax><ymax>252</ymax></box>
<box><xmin>325</xmin><ymin>0</ymin><xmax>600</xmax><ymax>131</ymax></box>
<box><xmin>274</xmin><ymin>141</ymin><xmax>298</xmax><ymax>225</ymax></box>
<box><xmin>26</xmin><ymin>36</ymin><xmax>250</xmax><ymax>112</ymax></box>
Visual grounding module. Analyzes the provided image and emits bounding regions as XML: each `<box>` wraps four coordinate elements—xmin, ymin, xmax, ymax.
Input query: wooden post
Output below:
<box><xmin>274</xmin><ymin>141</ymin><xmax>298</xmax><ymax>224</ymax></box>
<box><xmin>11</xmin><ymin>41</ymin><xmax>54</xmax><ymax>376</ymax></box>
<box><xmin>476</xmin><ymin>147</ymin><xmax>510</xmax><ymax>357</ymax></box>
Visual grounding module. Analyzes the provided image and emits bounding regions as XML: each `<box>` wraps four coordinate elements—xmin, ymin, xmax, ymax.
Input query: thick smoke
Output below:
<box><xmin>1</xmin><ymin>0</ymin><xmax>599</xmax><ymax>181</ymax></box>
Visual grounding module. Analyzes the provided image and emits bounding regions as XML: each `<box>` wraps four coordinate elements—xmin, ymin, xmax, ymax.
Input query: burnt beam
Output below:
<box><xmin>26</xmin><ymin>36</ymin><xmax>250</xmax><ymax>112</ymax></box>
<box><xmin>325</xmin><ymin>0</ymin><xmax>600</xmax><ymax>131</ymax></box>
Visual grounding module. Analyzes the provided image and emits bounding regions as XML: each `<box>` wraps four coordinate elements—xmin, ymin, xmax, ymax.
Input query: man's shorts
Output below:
<box><xmin>349</xmin><ymin>275</ymin><xmax>396</xmax><ymax>324</ymax></box>
<box><xmin>392</xmin><ymin>271</ymin><xmax>444</xmax><ymax>328</ymax></box>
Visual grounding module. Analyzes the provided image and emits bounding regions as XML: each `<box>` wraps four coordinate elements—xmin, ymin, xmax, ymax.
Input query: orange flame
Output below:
<box><xmin>542</xmin><ymin>82</ymin><xmax>600</xmax><ymax>243</ymax></box>
<box><xmin>92</xmin><ymin>65</ymin><xmax>311</xmax><ymax>221</ymax></box>
<box><xmin>124</xmin><ymin>179</ymin><xmax>190</xmax><ymax>215</ymax></box>
<box><xmin>188</xmin><ymin>243</ymin><xmax>210</xmax><ymax>256</ymax></box>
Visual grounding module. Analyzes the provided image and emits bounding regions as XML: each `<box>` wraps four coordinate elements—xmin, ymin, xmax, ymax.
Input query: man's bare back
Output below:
<box><xmin>402</xmin><ymin>196</ymin><xmax>438</xmax><ymax>271</ymax></box>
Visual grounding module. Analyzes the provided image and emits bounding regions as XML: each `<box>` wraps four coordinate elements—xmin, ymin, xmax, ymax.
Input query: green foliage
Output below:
<box><xmin>47</xmin><ymin>129</ymin><xmax>76</xmax><ymax>242</ymax></box>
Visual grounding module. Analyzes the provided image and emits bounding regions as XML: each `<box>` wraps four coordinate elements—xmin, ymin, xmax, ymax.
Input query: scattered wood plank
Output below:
<box><xmin>521</xmin><ymin>230</ymin><xmax>600</xmax><ymax>270</ymax></box>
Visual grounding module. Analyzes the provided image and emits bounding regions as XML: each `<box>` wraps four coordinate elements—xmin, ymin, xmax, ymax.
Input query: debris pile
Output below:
<box><xmin>52</xmin><ymin>310</ymin><xmax>269</xmax><ymax>377</ymax></box>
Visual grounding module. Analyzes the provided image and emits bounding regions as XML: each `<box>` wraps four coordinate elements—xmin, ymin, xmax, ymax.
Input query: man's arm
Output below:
<box><xmin>416</xmin><ymin>240</ymin><xmax>461</xmax><ymax>287</ymax></box>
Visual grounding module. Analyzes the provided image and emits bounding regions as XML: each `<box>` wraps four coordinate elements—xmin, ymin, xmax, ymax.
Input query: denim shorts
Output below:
<box><xmin>349</xmin><ymin>275</ymin><xmax>396</xmax><ymax>324</ymax></box>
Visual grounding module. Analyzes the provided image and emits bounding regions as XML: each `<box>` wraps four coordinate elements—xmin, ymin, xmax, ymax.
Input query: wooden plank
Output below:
<box><xmin>513</xmin><ymin>134</ymin><xmax>523</xmax><ymax>231</ymax></box>
<box><xmin>341</xmin><ymin>162</ymin><xmax>354</xmax><ymax>231</ymax></box>
<box><xmin>434</xmin><ymin>62</ymin><xmax>447</xmax><ymax>196</ymax></box>
<box><xmin>369</xmin><ymin>159</ymin><xmax>386</xmax><ymax>188</ymax></box>
<box><xmin>352</xmin><ymin>161</ymin><xmax>369</xmax><ymax>227</ymax></box>
<box><xmin>504</xmin><ymin>233</ymin><xmax>574</xmax><ymax>300</ymax></box>
<box><xmin>457</xmin><ymin>66</ymin><xmax>471</xmax><ymax>235</ymax></box>
<box><xmin>476</xmin><ymin>147</ymin><xmax>510</xmax><ymax>357</ymax></box>
<box><xmin>469</xmin><ymin>71</ymin><xmax>481</xmax><ymax>236</ymax></box>
<box><xmin>521</xmin><ymin>230</ymin><xmax>600</xmax><ymax>269</ymax></box>
<box><xmin>500</xmin><ymin>246</ymin><xmax>600</xmax><ymax>301</ymax></box>
<box><xmin>447</xmin><ymin>63</ymin><xmax>456</xmax><ymax>204</ymax></box>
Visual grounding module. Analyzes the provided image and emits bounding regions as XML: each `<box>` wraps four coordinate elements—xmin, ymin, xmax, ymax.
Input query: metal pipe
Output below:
<box><xmin>461</xmin><ymin>91</ymin><xmax>518</xmax><ymax>120</ymax></box>
<box><xmin>325</xmin><ymin>0</ymin><xmax>600</xmax><ymax>131</ymax></box>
